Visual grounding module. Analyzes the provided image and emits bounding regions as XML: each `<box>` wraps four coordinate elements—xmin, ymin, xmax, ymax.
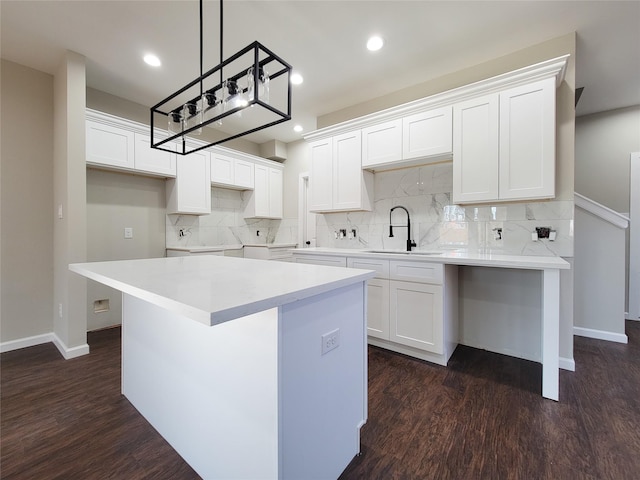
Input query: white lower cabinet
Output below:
<box><xmin>345</xmin><ymin>256</ymin><xmax>457</xmax><ymax>365</ymax></box>
<box><xmin>365</xmin><ymin>278</ymin><xmax>390</xmax><ymax>340</ymax></box>
<box><xmin>390</xmin><ymin>280</ymin><xmax>443</xmax><ymax>354</ymax></box>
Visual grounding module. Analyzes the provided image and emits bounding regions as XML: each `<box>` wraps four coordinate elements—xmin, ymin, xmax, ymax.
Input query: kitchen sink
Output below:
<box><xmin>365</xmin><ymin>249</ymin><xmax>442</xmax><ymax>256</ymax></box>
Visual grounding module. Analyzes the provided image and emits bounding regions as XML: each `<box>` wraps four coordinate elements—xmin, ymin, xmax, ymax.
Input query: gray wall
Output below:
<box><xmin>85</xmin><ymin>169</ymin><xmax>167</xmax><ymax>330</ymax></box>
<box><xmin>575</xmin><ymin>105</ymin><xmax>640</xmax><ymax>213</ymax></box>
<box><xmin>0</xmin><ymin>60</ymin><xmax>54</xmax><ymax>342</ymax></box>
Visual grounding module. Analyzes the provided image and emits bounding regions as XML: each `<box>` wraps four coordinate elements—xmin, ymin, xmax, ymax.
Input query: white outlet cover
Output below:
<box><xmin>321</xmin><ymin>328</ymin><xmax>340</xmax><ymax>355</ymax></box>
<box><xmin>124</xmin><ymin>227</ymin><xmax>133</xmax><ymax>239</ymax></box>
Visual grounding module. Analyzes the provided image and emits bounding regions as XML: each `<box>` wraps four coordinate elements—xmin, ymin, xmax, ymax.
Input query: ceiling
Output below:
<box><xmin>2</xmin><ymin>1</ymin><xmax>639</xmax><ymax>145</ymax></box>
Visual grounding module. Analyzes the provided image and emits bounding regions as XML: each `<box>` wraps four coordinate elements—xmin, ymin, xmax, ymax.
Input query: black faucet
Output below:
<box><xmin>389</xmin><ymin>206</ymin><xmax>417</xmax><ymax>252</ymax></box>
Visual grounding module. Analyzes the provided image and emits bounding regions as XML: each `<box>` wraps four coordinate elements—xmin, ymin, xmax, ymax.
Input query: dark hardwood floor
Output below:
<box><xmin>2</xmin><ymin>322</ymin><xmax>640</xmax><ymax>479</ymax></box>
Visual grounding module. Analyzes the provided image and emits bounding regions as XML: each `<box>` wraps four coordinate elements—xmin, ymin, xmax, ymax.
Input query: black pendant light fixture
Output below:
<box><xmin>150</xmin><ymin>0</ymin><xmax>292</xmax><ymax>155</ymax></box>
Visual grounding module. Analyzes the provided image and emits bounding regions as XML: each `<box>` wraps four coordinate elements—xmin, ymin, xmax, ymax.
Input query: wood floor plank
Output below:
<box><xmin>2</xmin><ymin>322</ymin><xmax>640</xmax><ymax>479</ymax></box>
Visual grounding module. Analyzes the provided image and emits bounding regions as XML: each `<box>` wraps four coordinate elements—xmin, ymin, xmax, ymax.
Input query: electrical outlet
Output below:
<box><xmin>124</xmin><ymin>227</ymin><xmax>133</xmax><ymax>239</ymax></box>
<box><xmin>321</xmin><ymin>328</ymin><xmax>340</xmax><ymax>355</ymax></box>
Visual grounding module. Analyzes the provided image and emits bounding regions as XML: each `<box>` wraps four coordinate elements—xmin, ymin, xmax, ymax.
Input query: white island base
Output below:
<box><xmin>70</xmin><ymin>256</ymin><xmax>374</xmax><ymax>479</ymax></box>
<box><xmin>123</xmin><ymin>284</ymin><xmax>365</xmax><ymax>480</ymax></box>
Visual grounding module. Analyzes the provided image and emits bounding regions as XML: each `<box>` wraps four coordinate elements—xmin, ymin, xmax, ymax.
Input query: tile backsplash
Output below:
<box><xmin>317</xmin><ymin>163</ymin><xmax>573</xmax><ymax>257</ymax></box>
<box><xmin>166</xmin><ymin>187</ymin><xmax>297</xmax><ymax>248</ymax></box>
<box><xmin>167</xmin><ymin>163</ymin><xmax>572</xmax><ymax>257</ymax></box>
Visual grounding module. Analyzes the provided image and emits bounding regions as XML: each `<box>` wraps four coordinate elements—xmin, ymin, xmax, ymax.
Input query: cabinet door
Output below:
<box><xmin>268</xmin><ymin>167</ymin><xmax>283</xmax><ymax>218</ymax></box>
<box><xmin>366</xmin><ymin>278</ymin><xmax>390</xmax><ymax>340</ymax></box>
<box><xmin>309</xmin><ymin>138</ymin><xmax>333</xmax><ymax>212</ymax></box>
<box><xmin>390</xmin><ymin>280</ymin><xmax>443</xmax><ymax>354</ymax></box>
<box><xmin>452</xmin><ymin>94</ymin><xmax>499</xmax><ymax>204</ymax></box>
<box><xmin>210</xmin><ymin>153</ymin><xmax>234</xmax><ymax>185</ymax></box>
<box><xmin>499</xmin><ymin>77</ymin><xmax>555</xmax><ymax>201</ymax></box>
<box><xmin>403</xmin><ymin>106</ymin><xmax>452</xmax><ymax>160</ymax></box>
<box><xmin>234</xmin><ymin>159</ymin><xmax>254</xmax><ymax>190</ymax></box>
<box><xmin>167</xmin><ymin>151</ymin><xmax>211</xmax><ymax>215</ymax></box>
<box><xmin>362</xmin><ymin>119</ymin><xmax>402</xmax><ymax>168</ymax></box>
<box><xmin>134</xmin><ymin>133</ymin><xmax>176</xmax><ymax>177</ymax></box>
<box><xmin>86</xmin><ymin>120</ymin><xmax>135</xmax><ymax>169</ymax></box>
<box><xmin>333</xmin><ymin>130</ymin><xmax>363</xmax><ymax>210</ymax></box>
<box><xmin>252</xmin><ymin>164</ymin><xmax>270</xmax><ymax>217</ymax></box>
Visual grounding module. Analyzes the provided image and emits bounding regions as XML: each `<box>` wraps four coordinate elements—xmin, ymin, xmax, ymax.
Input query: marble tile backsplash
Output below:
<box><xmin>166</xmin><ymin>187</ymin><xmax>298</xmax><ymax>248</ymax></box>
<box><xmin>317</xmin><ymin>163</ymin><xmax>573</xmax><ymax>257</ymax></box>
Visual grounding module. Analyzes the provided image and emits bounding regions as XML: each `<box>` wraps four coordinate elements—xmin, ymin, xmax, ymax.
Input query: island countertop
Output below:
<box><xmin>70</xmin><ymin>256</ymin><xmax>375</xmax><ymax>326</ymax></box>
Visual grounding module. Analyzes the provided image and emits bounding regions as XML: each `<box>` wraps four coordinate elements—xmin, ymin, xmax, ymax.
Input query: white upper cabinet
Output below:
<box><xmin>360</xmin><ymin>107</ymin><xmax>453</xmax><ymax>171</ymax></box>
<box><xmin>309</xmin><ymin>138</ymin><xmax>333</xmax><ymax>212</ymax></box>
<box><xmin>309</xmin><ymin>131</ymin><xmax>374</xmax><ymax>213</ymax></box>
<box><xmin>498</xmin><ymin>77</ymin><xmax>556</xmax><ymax>200</ymax></box>
<box><xmin>210</xmin><ymin>151</ymin><xmax>254</xmax><ymax>190</ymax></box>
<box><xmin>86</xmin><ymin>120</ymin><xmax>135</xmax><ymax>170</ymax></box>
<box><xmin>134</xmin><ymin>133</ymin><xmax>176</xmax><ymax>177</ymax></box>
<box><xmin>86</xmin><ymin>111</ymin><xmax>176</xmax><ymax>178</ymax></box>
<box><xmin>452</xmin><ymin>94</ymin><xmax>500</xmax><ymax>203</ymax></box>
<box><xmin>453</xmin><ymin>77</ymin><xmax>556</xmax><ymax>204</ymax></box>
<box><xmin>166</xmin><ymin>150</ymin><xmax>211</xmax><ymax>215</ymax></box>
<box><xmin>402</xmin><ymin>106</ymin><xmax>452</xmax><ymax>160</ymax></box>
<box><xmin>243</xmin><ymin>162</ymin><xmax>283</xmax><ymax>219</ymax></box>
<box><xmin>306</xmin><ymin>56</ymin><xmax>567</xmax><ymax>195</ymax></box>
<box><xmin>362</xmin><ymin>119</ymin><xmax>402</xmax><ymax>168</ymax></box>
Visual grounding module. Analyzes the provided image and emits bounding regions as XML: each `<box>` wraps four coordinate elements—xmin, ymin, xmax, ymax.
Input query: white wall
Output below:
<box><xmin>0</xmin><ymin>60</ymin><xmax>54</xmax><ymax>343</ymax></box>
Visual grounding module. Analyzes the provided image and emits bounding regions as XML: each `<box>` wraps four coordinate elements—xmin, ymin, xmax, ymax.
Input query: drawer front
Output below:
<box><xmin>347</xmin><ymin>258</ymin><xmax>389</xmax><ymax>278</ymax></box>
<box><xmin>390</xmin><ymin>260</ymin><xmax>443</xmax><ymax>284</ymax></box>
<box><xmin>293</xmin><ymin>255</ymin><xmax>347</xmax><ymax>268</ymax></box>
<box><xmin>269</xmin><ymin>247</ymin><xmax>294</xmax><ymax>261</ymax></box>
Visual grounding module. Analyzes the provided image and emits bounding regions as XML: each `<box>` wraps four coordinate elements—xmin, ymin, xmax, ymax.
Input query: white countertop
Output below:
<box><xmin>70</xmin><ymin>256</ymin><xmax>374</xmax><ymax>326</ymax></box>
<box><xmin>293</xmin><ymin>248</ymin><xmax>570</xmax><ymax>270</ymax></box>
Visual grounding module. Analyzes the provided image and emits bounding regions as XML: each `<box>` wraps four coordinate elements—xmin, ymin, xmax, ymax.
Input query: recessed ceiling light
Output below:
<box><xmin>143</xmin><ymin>54</ymin><xmax>161</xmax><ymax>67</ymax></box>
<box><xmin>290</xmin><ymin>73</ymin><xmax>304</xmax><ymax>85</ymax></box>
<box><xmin>293</xmin><ymin>125</ymin><xmax>303</xmax><ymax>133</ymax></box>
<box><xmin>366</xmin><ymin>36</ymin><xmax>384</xmax><ymax>52</ymax></box>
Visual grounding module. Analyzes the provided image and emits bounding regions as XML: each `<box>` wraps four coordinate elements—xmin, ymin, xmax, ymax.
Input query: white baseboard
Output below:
<box><xmin>573</xmin><ymin>326</ymin><xmax>628</xmax><ymax>344</ymax></box>
<box><xmin>51</xmin><ymin>333</ymin><xmax>90</xmax><ymax>359</ymax></box>
<box><xmin>0</xmin><ymin>333</ymin><xmax>53</xmax><ymax>353</ymax></box>
<box><xmin>1</xmin><ymin>332</ymin><xmax>90</xmax><ymax>359</ymax></box>
<box><xmin>559</xmin><ymin>356</ymin><xmax>575</xmax><ymax>371</ymax></box>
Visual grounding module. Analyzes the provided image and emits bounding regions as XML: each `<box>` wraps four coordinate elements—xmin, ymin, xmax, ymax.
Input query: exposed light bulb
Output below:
<box><xmin>290</xmin><ymin>73</ymin><xmax>304</xmax><ymax>85</ymax></box>
<box><xmin>293</xmin><ymin>125</ymin><xmax>303</xmax><ymax>133</ymax></box>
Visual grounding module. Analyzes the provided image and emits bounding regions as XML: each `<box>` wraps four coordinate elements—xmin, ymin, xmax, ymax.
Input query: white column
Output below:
<box><xmin>542</xmin><ymin>268</ymin><xmax>560</xmax><ymax>401</ymax></box>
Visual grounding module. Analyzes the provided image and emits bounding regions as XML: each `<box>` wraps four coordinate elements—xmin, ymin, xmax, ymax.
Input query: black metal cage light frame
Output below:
<box><xmin>150</xmin><ymin>0</ymin><xmax>292</xmax><ymax>156</ymax></box>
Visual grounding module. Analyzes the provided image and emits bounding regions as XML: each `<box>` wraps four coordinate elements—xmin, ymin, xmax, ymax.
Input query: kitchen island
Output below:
<box><xmin>70</xmin><ymin>256</ymin><xmax>375</xmax><ymax>480</ymax></box>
